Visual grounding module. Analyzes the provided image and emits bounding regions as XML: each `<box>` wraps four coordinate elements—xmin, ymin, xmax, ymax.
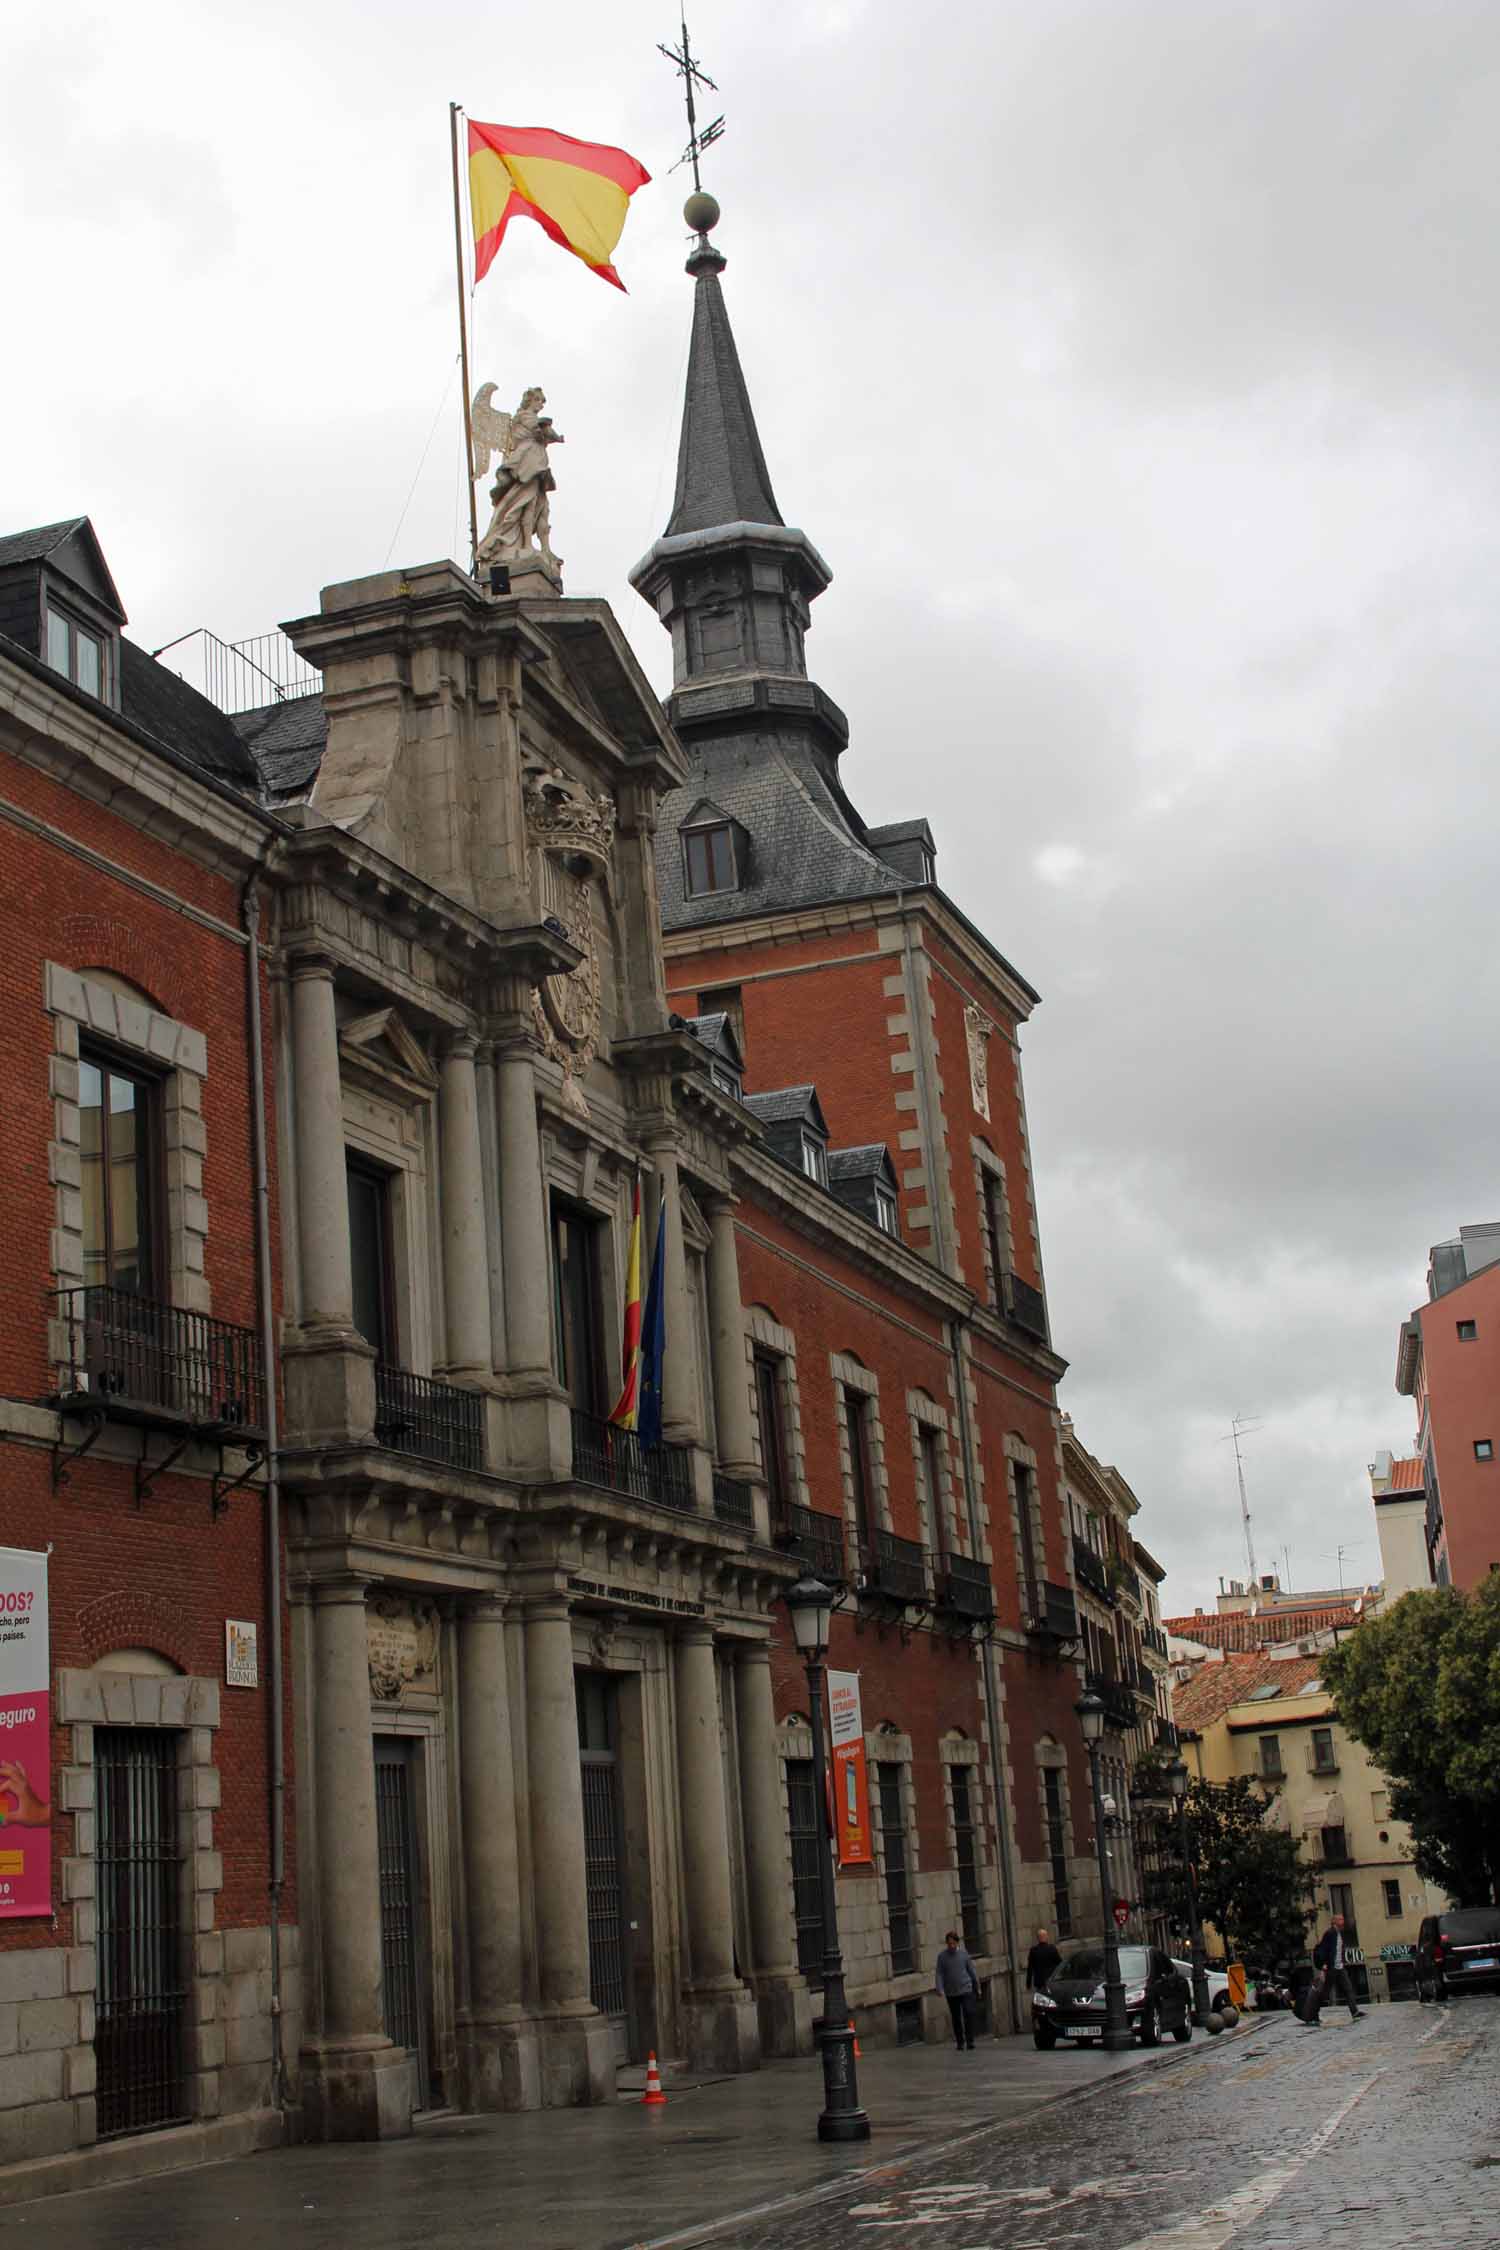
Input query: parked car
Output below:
<box><xmin>1032</xmin><ymin>1945</ymin><xmax>1192</xmax><ymax>2049</ymax></box>
<box><xmin>1414</xmin><ymin>1908</ymin><xmax>1500</xmax><ymax>2001</ymax></box>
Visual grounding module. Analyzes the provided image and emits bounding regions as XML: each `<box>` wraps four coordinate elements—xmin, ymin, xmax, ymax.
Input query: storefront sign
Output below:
<box><xmin>827</xmin><ymin>1668</ymin><xmax>872</xmax><ymax>1867</ymax></box>
<box><xmin>0</xmin><ymin>1546</ymin><xmax>51</xmax><ymax>1919</ymax></box>
<box><xmin>225</xmin><ymin>1619</ymin><xmax>259</xmax><ymax>1688</ymax></box>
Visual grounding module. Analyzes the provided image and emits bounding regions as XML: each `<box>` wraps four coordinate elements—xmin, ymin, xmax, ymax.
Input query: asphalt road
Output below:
<box><xmin>687</xmin><ymin>1997</ymin><xmax>1500</xmax><ymax>2250</ymax></box>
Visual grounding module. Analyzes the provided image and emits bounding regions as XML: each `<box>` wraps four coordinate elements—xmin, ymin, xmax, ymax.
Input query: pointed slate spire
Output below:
<box><xmin>667</xmin><ymin>233</ymin><xmax>784</xmax><ymax>536</ymax></box>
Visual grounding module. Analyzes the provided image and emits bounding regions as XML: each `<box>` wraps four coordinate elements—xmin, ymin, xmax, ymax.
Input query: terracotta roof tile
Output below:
<box><xmin>1388</xmin><ymin>1456</ymin><xmax>1425</xmax><ymax>1491</ymax></box>
<box><xmin>1172</xmin><ymin>1651</ymin><xmax>1326</xmax><ymax>1733</ymax></box>
<box><xmin>1165</xmin><ymin>1605</ymin><xmax>1358</xmax><ymax>1652</ymax></box>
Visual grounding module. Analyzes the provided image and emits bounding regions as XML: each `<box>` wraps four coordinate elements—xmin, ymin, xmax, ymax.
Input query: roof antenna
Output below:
<box><xmin>658</xmin><ymin>13</ymin><xmax>726</xmax><ymax>193</ymax></box>
<box><xmin>1219</xmin><ymin>1414</ymin><xmax>1263</xmax><ymax>1587</ymax></box>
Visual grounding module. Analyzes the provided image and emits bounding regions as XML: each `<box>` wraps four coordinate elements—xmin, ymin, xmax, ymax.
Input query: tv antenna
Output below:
<box><xmin>1220</xmin><ymin>1415</ymin><xmax>1263</xmax><ymax>1586</ymax></box>
<box><xmin>658</xmin><ymin>14</ymin><xmax>726</xmax><ymax>187</ymax></box>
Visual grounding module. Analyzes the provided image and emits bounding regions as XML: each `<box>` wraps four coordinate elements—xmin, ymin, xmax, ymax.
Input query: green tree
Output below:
<box><xmin>1184</xmin><ymin>1776</ymin><xmax>1316</xmax><ymax>1966</ymax></box>
<box><xmin>1322</xmin><ymin>1577</ymin><xmax>1500</xmax><ymax>1904</ymax></box>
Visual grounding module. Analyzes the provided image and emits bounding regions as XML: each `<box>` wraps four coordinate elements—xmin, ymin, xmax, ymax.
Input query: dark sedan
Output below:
<box><xmin>1415</xmin><ymin>1908</ymin><xmax>1500</xmax><ymax>2001</ymax></box>
<box><xmin>1032</xmin><ymin>1945</ymin><xmax>1191</xmax><ymax>2049</ymax></box>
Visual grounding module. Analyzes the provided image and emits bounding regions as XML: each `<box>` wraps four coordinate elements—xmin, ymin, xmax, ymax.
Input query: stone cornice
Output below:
<box><xmin>0</xmin><ymin>647</ymin><xmax>272</xmax><ymax>876</ymax></box>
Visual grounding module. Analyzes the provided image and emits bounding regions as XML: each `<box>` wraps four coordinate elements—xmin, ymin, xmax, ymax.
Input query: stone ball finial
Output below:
<box><xmin>683</xmin><ymin>190</ymin><xmax>721</xmax><ymax>235</ymax></box>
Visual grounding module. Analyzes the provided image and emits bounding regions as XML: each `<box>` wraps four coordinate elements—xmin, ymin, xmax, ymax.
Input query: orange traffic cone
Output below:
<box><xmin>850</xmin><ymin>2020</ymin><xmax>861</xmax><ymax>2059</ymax></box>
<box><xmin>642</xmin><ymin>2051</ymin><xmax>667</xmax><ymax>2108</ymax></box>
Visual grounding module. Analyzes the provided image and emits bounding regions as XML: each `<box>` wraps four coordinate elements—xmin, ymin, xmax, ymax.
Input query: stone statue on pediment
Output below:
<box><xmin>475</xmin><ymin>384</ymin><xmax>565</xmax><ymax>576</ymax></box>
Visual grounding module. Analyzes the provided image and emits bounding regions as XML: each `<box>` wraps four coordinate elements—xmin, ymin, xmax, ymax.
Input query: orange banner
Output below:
<box><xmin>828</xmin><ymin>1669</ymin><xmax>873</xmax><ymax>1866</ymax></box>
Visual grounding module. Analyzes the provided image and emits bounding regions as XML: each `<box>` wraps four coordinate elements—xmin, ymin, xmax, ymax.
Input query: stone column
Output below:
<box><xmin>496</xmin><ymin>1039</ymin><xmax>552</xmax><ymax>1379</ymax></box>
<box><xmin>290</xmin><ymin>954</ymin><xmax>353</xmax><ymax>1330</ymax></box>
<box><xmin>439</xmin><ymin>1033</ymin><xmax>492</xmax><ymax>1380</ymax></box>
<box><xmin>474</xmin><ymin>1042</ymin><xmax>507</xmax><ymax>1373</ymax></box>
<box><xmin>302</xmin><ymin>1576</ymin><xmax>412</xmax><ymax>2140</ymax></box>
<box><xmin>523</xmin><ymin>1597</ymin><xmax>611</xmax><ymax>2105</ymax></box>
<box><xmin>651</xmin><ymin>1149</ymin><xmax>702</xmax><ymax>1444</ymax></box>
<box><xmin>674</xmin><ymin>1633</ymin><xmax>759</xmax><ymax>2071</ymax></box>
<box><xmin>704</xmin><ymin>1193</ymin><xmax>754</xmax><ymax>1469</ymax></box>
<box><xmin>735</xmin><ymin>1644</ymin><xmax>796</xmax><ymax>1975</ymax></box>
<box><xmin>458</xmin><ymin>1598</ymin><xmax>536</xmax><ymax>2110</ymax></box>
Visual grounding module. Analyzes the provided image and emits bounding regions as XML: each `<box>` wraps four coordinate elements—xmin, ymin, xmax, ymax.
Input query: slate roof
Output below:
<box><xmin>1171</xmin><ymin>1652</ymin><xmax>1326</xmax><ymax>1733</ymax></box>
<box><xmin>827</xmin><ymin>1144</ymin><xmax>893</xmax><ymax>1183</ymax></box>
<box><xmin>685</xmin><ymin>1011</ymin><xmax>744</xmax><ymax>1070</ymax></box>
<box><xmin>0</xmin><ymin>519</ymin><xmax>90</xmax><ymax>570</ymax></box>
<box><xmin>233</xmin><ymin>694</ymin><xmax>328</xmax><ymax>800</ymax></box>
<box><xmin>743</xmin><ymin>1085</ymin><xmax>826</xmax><ymax>1131</ymax></box>
<box><xmin>1165</xmin><ymin>1606</ymin><xmax>1360</xmax><ymax>1653</ymax></box>
<box><xmin>667</xmin><ymin>248</ymin><xmax>783</xmax><ymax>537</ymax></box>
<box><xmin>657</xmin><ymin>736</ymin><xmax>901</xmax><ymax>931</ymax></box>
<box><xmin>117</xmin><ymin>641</ymin><xmax>261</xmax><ymax>788</ymax></box>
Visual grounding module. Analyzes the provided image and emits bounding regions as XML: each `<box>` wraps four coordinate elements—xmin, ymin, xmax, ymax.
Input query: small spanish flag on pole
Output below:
<box><xmin>467</xmin><ymin>121</ymin><xmax>651</xmax><ymax>292</ymax></box>
<box><xmin>609</xmin><ymin>1175</ymin><xmax>644</xmax><ymax>1429</ymax></box>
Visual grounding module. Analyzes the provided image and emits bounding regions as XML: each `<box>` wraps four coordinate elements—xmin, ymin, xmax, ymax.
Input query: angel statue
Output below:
<box><xmin>472</xmin><ymin>384</ymin><xmax>565</xmax><ymax>573</ymax></box>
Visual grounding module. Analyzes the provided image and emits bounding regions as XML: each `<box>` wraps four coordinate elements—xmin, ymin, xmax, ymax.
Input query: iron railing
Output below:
<box><xmin>1003</xmin><ymin>1270</ymin><xmax>1050</xmax><ymax>1344</ymax></box>
<box><xmin>570</xmin><ymin>1408</ymin><xmax>694</xmax><ymax>1510</ymax></box>
<box><xmin>1128</xmin><ymin>1659</ymin><xmax>1156</xmax><ymax>1697</ymax></box>
<box><xmin>712</xmin><ymin>1471</ymin><xmax>755</xmax><ymax>1529</ymax></box>
<box><xmin>774</xmin><ymin>1502</ymin><xmax>847</xmax><ymax>1583</ymax></box>
<box><xmin>938</xmin><ymin>1553</ymin><xmax>994</xmax><ymax>1622</ymax></box>
<box><xmin>95</xmin><ymin>1728</ymin><xmax>188</xmax><ymax>2139</ymax></box>
<box><xmin>1072</xmin><ymin>1538</ymin><xmax>1113</xmax><ymax>1604</ymax></box>
<box><xmin>1156</xmin><ymin>1718</ymin><xmax>1181</xmax><ymax>1749</ymax></box>
<box><xmin>53</xmin><ymin>1285</ymin><xmax>266</xmax><ymax>1439</ymax></box>
<box><xmin>859</xmin><ymin>1529</ymin><xmax>928</xmax><ymax>1605</ymax></box>
<box><xmin>1085</xmin><ymin>1669</ymin><xmax>1139</xmax><ymax>1731</ymax></box>
<box><xmin>1144</xmin><ymin>1623</ymin><xmax>1169</xmax><ymax>1659</ymax></box>
<box><xmin>375</xmin><ymin>1363</ymin><xmax>484</xmax><ymax>1472</ymax></box>
<box><xmin>1028</xmin><ymin>1579</ymin><xmax>1079</xmax><ymax>1643</ymax></box>
<box><xmin>155</xmin><ymin>624</ymin><xmax>320</xmax><ymax>715</ymax></box>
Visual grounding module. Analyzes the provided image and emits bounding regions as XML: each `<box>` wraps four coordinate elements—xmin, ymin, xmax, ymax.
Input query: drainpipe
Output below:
<box><xmin>948</xmin><ymin>1315</ymin><xmax>1024</xmax><ymax>2034</ymax></box>
<box><xmin>242</xmin><ymin>857</ymin><xmax>288</xmax><ymax>2109</ymax></box>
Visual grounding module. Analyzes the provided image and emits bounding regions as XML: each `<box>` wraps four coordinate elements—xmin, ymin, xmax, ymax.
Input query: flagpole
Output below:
<box><xmin>449</xmin><ymin>101</ymin><xmax>481</xmax><ymax>575</ymax></box>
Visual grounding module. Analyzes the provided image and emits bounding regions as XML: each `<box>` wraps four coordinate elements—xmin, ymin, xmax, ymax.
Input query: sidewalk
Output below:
<box><xmin>0</xmin><ymin>2024</ymin><xmax>1265</xmax><ymax>2250</ymax></box>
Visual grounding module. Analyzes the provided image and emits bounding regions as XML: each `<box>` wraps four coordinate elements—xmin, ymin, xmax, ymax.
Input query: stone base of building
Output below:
<box><xmin>534</xmin><ymin>2008</ymin><xmax>616</xmax><ymax>2109</ymax></box>
<box><xmin>457</xmin><ymin>2013</ymin><xmax>542</xmax><ymax>2112</ymax></box>
<box><xmin>681</xmin><ymin>1982</ymin><xmax>762</xmax><ymax>2075</ymax></box>
<box><xmin>299</xmin><ymin>2033</ymin><xmax>413</xmax><ymax>2142</ymax></box>
<box><xmin>283</xmin><ymin>1328</ymin><xmax>375</xmax><ymax>1446</ymax></box>
<box><xmin>750</xmin><ymin>1971</ymin><xmax>815</xmax><ymax>2057</ymax></box>
<box><xmin>0</xmin><ymin>2107</ymin><xmax>284</xmax><ymax>2205</ymax></box>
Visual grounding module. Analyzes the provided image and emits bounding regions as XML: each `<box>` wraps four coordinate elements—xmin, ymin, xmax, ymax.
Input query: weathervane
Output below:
<box><xmin>658</xmin><ymin>14</ymin><xmax>725</xmax><ymax>189</ymax></box>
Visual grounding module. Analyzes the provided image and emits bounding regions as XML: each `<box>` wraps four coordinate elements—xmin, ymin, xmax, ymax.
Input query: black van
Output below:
<box><xmin>1414</xmin><ymin>1908</ymin><xmax>1500</xmax><ymax>2001</ymax></box>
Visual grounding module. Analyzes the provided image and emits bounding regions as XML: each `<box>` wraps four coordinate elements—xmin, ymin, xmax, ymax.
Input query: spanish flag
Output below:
<box><xmin>608</xmin><ymin>1177</ymin><xmax>644</xmax><ymax>1428</ymax></box>
<box><xmin>467</xmin><ymin>121</ymin><xmax>650</xmax><ymax>292</ymax></box>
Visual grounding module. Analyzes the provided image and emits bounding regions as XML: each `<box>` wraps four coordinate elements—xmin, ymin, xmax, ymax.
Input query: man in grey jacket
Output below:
<box><xmin>935</xmin><ymin>1930</ymin><xmax>980</xmax><ymax>2049</ymax></box>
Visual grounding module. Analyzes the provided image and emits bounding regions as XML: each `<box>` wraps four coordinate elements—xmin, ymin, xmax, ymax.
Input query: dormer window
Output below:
<box><xmin>800</xmin><ymin>1133</ymin><xmax>827</xmax><ymax>1186</ymax></box>
<box><xmin>683</xmin><ymin>819</ymin><xmax>738</xmax><ymax>897</ymax></box>
<box><xmin>874</xmin><ymin>1185</ymin><xmax>899</xmax><ymax>1237</ymax></box>
<box><xmin>46</xmin><ymin>604</ymin><xmax>106</xmax><ymax>699</ymax></box>
<box><xmin>710</xmin><ymin>1061</ymin><xmax>742</xmax><ymax>1101</ymax></box>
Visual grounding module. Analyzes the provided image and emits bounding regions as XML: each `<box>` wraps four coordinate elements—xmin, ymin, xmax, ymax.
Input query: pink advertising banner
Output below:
<box><xmin>0</xmin><ymin>1546</ymin><xmax>51</xmax><ymax>1918</ymax></box>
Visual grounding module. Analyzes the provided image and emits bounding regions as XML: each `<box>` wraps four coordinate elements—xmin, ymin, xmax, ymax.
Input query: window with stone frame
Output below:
<box><xmin>843</xmin><ymin>1388</ymin><xmax>878</xmax><ymax>1561</ymax></box>
<box><xmin>1010</xmin><ymin>1453</ymin><xmax>1042</xmax><ymax>1612</ymax></box>
<box><xmin>948</xmin><ymin>1758</ymin><xmax>984</xmax><ymax>1951</ymax></box>
<box><xmin>910</xmin><ymin>1394</ymin><xmax>955</xmax><ymax>1565</ymax></box>
<box><xmin>755</xmin><ymin>1349</ymin><xmax>793</xmax><ymax>1525</ymax></box>
<box><xmin>79</xmin><ymin>1047</ymin><xmax>165</xmax><ymax>1295</ymax></box>
<box><xmin>876</xmin><ymin>1756</ymin><xmax>916</xmax><ymax>1975</ymax></box>
<box><xmin>972</xmin><ymin>1140</ymin><xmax>1013</xmax><ymax>1310</ymax></box>
<box><xmin>1041</xmin><ymin>1760</ymin><xmax>1073</xmax><ymax>1939</ymax></box>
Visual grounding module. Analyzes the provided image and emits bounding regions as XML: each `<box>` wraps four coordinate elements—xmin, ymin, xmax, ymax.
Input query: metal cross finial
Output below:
<box><xmin>657</xmin><ymin>14</ymin><xmax>725</xmax><ymax>187</ymax></box>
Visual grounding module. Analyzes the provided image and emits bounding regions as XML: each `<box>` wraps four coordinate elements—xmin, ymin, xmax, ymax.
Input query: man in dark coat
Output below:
<box><xmin>935</xmin><ymin>1930</ymin><xmax>980</xmax><ymax>2049</ymax></box>
<box><xmin>1303</xmin><ymin>1914</ymin><xmax>1364</xmax><ymax>2026</ymax></box>
<box><xmin>1026</xmin><ymin>1926</ymin><xmax>1062</xmax><ymax>1993</ymax></box>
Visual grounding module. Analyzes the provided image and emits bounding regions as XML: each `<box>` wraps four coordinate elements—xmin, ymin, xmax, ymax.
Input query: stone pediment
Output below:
<box><xmin>338</xmin><ymin>1006</ymin><xmax>438</xmax><ymax>1095</ymax></box>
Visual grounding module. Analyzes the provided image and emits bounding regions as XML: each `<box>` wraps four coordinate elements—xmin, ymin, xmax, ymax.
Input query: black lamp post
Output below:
<box><xmin>1075</xmin><ymin>1688</ymin><xmax>1133</xmax><ymax>2052</ymax></box>
<box><xmin>784</xmin><ymin>1574</ymin><xmax>870</xmax><ymax>2143</ymax></box>
<box><xmin>1165</xmin><ymin>1756</ymin><xmax>1211</xmax><ymax>2027</ymax></box>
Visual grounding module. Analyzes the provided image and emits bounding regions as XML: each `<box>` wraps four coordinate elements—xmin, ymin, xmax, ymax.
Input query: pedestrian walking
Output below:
<box><xmin>1026</xmin><ymin>1925</ymin><xmax>1062</xmax><ymax>1994</ymax></box>
<box><xmin>935</xmin><ymin>1930</ymin><xmax>980</xmax><ymax>2049</ymax></box>
<box><xmin>1302</xmin><ymin>1914</ymin><xmax>1365</xmax><ymax>2027</ymax></box>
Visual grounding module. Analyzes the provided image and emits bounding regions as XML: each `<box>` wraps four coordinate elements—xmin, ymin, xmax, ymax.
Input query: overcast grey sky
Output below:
<box><xmin>7</xmin><ymin>0</ymin><xmax>1496</xmax><ymax>1610</ymax></box>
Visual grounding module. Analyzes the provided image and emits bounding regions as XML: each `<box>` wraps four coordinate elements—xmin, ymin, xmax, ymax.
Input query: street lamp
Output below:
<box><xmin>1074</xmin><ymin>1688</ymin><xmax>1133</xmax><ymax>2052</ymax></box>
<box><xmin>784</xmin><ymin>1575</ymin><xmax>870</xmax><ymax>2143</ymax></box>
<box><xmin>1165</xmin><ymin>1756</ymin><xmax>1211</xmax><ymax>2028</ymax></box>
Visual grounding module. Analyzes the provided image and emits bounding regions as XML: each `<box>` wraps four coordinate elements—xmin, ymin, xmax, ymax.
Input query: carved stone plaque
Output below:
<box><xmin>367</xmin><ymin>1594</ymin><xmax>440</xmax><ymax>1702</ymax></box>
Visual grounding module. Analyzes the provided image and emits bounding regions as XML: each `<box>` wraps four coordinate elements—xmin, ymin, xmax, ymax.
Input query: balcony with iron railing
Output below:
<box><xmin>1072</xmin><ymin>1538</ymin><xmax>1113</xmax><ymax>1605</ymax></box>
<box><xmin>1144</xmin><ymin>1623</ymin><xmax>1169</xmax><ymax>1660</ymax></box>
<box><xmin>1085</xmin><ymin>1669</ymin><xmax>1139</xmax><ymax>1732</ymax></box>
<box><xmin>773</xmin><ymin>1503</ymin><xmax>847</xmax><ymax>1582</ymax></box>
<box><xmin>375</xmin><ymin>1363</ymin><xmax>484</xmax><ymax>1473</ymax></box>
<box><xmin>1155</xmin><ymin>1718</ymin><xmax>1181</xmax><ymax>1749</ymax></box>
<box><xmin>52</xmin><ymin>1285</ymin><xmax>267</xmax><ymax>1442</ymax></box>
<box><xmin>936</xmin><ymin>1552</ymin><xmax>994</xmax><ymax>1623</ymax></box>
<box><xmin>857</xmin><ymin>1529</ymin><xmax>928</xmax><ymax>1607</ymax></box>
<box><xmin>570</xmin><ymin>1409</ymin><xmax>694</xmax><ymax>1511</ymax></box>
<box><xmin>1002</xmin><ymin>1270</ymin><xmax>1050</xmax><ymax>1344</ymax></box>
<box><xmin>712</xmin><ymin>1471</ymin><xmax>755</xmax><ymax>1530</ymax></box>
<box><xmin>1028</xmin><ymin>1579</ymin><xmax>1079</xmax><ymax>1644</ymax></box>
